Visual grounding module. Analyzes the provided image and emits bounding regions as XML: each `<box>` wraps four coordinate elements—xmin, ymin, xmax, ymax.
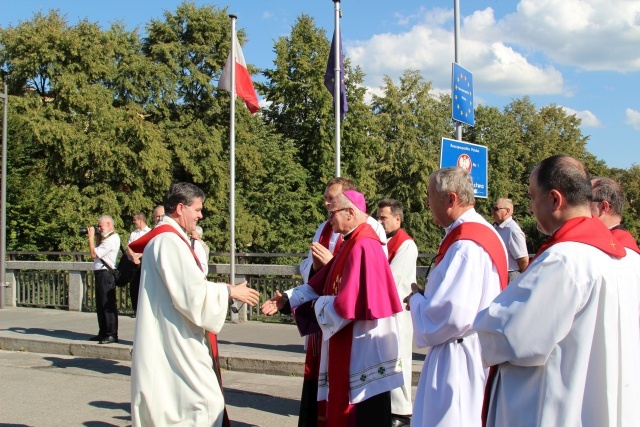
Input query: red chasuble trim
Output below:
<box><xmin>318</xmin><ymin>220</ymin><xmax>343</xmax><ymax>255</ymax></box>
<box><xmin>387</xmin><ymin>228</ymin><xmax>413</xmax><ymax>263</ymax></box>
<box><xmin>611</xmin><ymin>227</ymin><xmax>640</xmax><ymax>255</ymax></box>
<box><xmin>531</xmin><ymin>216</ymin><xmax>626</xmax><ymax>263</ymax></box>
<box><xmin>436</xmin><ymin>222</ymin><xmax>508</xmax><ymax>291</ymax></box>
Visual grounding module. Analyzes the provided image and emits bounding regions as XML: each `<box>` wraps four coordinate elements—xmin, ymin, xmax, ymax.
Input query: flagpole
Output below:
<box><xmin>454</xmin><ymin>0</ymin><xmax>462</xmax><ymax>141</ymax></box>
<box><xmin>228</xmin><ymin>15</ymin><xmax>237</xmax><ymax>286</ymax></box>
<box><xmin>333</xmin><ymin>0</ymin><xmax>341</xmax><ymax>177</ymax></box>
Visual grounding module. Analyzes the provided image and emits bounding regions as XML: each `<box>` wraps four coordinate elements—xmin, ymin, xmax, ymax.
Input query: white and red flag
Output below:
<box><xmin>218</xmin><ymin>35</ymin><xmax>259</xmax><ymax>114</ymax></box>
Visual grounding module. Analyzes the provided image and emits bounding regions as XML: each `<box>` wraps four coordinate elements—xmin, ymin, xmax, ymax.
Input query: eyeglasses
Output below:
<box><xmin>328</xmin><ymin>207</ymin><xmax>349</xmax><ymax>219</ymax></box>
<box><xmin>492</xmin><ymin>206</ymin><xmax>506</xmax><ymax>211</ymax></box>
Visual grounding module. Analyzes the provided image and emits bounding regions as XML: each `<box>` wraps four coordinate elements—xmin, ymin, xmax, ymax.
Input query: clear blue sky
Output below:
<box><xmin>3</xmin><ymin>1</ymin><xmax>639</xmax><ymax>170</ymax></box>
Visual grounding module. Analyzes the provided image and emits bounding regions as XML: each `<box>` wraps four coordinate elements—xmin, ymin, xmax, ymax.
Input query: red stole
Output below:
<box><xmin>482</xmin><ymin>216</ymin><xmax>626</xmax><ymax>427</ymax></box>
<box><xmin>318</xmin><ymin>220</ymin><xmax>344</xmax><ymax>255</ymax></box>
<box><xmin>611</xmin><ymin>226</ymin><xmax>640</xmax><ymax>255</ymax></box>
<box><xmin>387</xmin><ymin>228</ymin><xmax>413</xmax><ymax>263</ymax></box>
<box><xmin>129</xmin><ymin>223</ymin><xmax>230</xmax><ymax>427</ymax></box>
<box><xmin>436</xmin><ymin>222</ymin><xmax>508</xmax><ymax>291</ymax></box>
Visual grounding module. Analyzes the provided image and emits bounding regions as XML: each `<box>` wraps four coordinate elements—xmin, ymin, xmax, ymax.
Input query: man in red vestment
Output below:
<box><xmin>263</xmin><ymin>190</ymin><xmax>403</xmax><ymax>427</ymax></box>
<box><xmin>591</xmin><ymin>176</ymin><xmax>640</xmax><ymax>253</ymax></box>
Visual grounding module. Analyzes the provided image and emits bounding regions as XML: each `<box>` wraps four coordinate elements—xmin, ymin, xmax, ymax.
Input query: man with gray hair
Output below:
<box><xmin>591</xmin><ymin>176</ymin><xmax>640</xmax><ymax>253</ymax></box>
<box><xmin>405</xmin><ymin>167</ymin><xmax>507</xmax><ymax>427</ymax></box>
<box><xmin>87</xmin><ymin>215</ymin><xmax>121</xmax><ymax>344</ymax></box>
<box><xmin>262</xmin><ymin>190</ymin><xmax>403</xmax><ymax>426</ymax></box>
<box><xmin>492</xmin><ymin>198</ymin><xmax>529</xmax><ymax>281</ymax></box>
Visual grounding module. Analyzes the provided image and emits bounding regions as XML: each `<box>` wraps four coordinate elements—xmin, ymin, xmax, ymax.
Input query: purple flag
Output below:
<box><xmin>324</xmin><ymin>31</ymin><xmax>348</xmax><ymax>120</ymax></box>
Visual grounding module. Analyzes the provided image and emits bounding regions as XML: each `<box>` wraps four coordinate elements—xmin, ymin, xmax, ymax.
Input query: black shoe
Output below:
<box><xmin>99</xmin><ymin>336</ymin><xmax>118</xmax><ymax>344</ymax></box>
<box><xmin>391</xmin><ymin>415</ymin><xmax>411</xmax><ymax>427</ymax></box>
<box><xmin>89</xmin><ymin>335</ymin><xmax>104</xmax><ymax>342</ymax></box>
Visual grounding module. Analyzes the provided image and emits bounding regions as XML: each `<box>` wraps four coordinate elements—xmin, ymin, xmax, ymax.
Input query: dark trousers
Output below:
<box><xmin>130</xmin><ymin>266</ymin><xmax>141</xmax><ymax>314</ymax></box>
<box><xmin>94</xmin><ymin>270</ymin><xmax>118</xmax><ymax>338</ymax></box>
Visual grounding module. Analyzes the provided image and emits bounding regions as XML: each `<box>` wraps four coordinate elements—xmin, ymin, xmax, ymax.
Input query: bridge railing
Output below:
<box><xmin>2</xmin><ymin>253</ymin><xmax>434</xmax><ymax>321</ymax></box>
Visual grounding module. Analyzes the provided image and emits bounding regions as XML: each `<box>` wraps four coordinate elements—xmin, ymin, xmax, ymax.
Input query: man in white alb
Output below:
<box><xmin>405</xmin><ymin>167</ymin><xmax>507</xmax><ymax>427</ymax></box>
<box><xmin>377</xmin><ymin>198</ymin><xmax>417</xmax><ymax>427</ymax></box>
<box><xmin>474</xmin><ymin>155</ymin><xmax>640</xmax><ymax>426</ymax></box>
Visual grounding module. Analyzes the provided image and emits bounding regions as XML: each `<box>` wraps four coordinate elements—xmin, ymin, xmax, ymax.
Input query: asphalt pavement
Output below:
<box><xmin>0</xmin><ymin>307</ymin><xmax>427</xmax><ymax>383</ymax></box>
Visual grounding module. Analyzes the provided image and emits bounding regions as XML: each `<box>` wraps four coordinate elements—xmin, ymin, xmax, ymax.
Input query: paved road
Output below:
<box><xmin>0</xmin><ymin>349</ymin><xmax>303</xmax><ymax>427</ymax></box>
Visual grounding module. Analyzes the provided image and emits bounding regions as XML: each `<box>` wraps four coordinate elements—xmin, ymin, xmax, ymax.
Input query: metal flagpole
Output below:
<box><xmin>454</xmin><ymin>0</ymin><xmax>462</xmax><ymax>141</ymax></box>
<box><xmin>0</xmin><ymin>83</ymin><xmax>7</xmax><ymax>309</ymax></box>
<box><xmin>228</xmin><ymin>15</ymin><xmax>237</xmax><ymax>286</ymax></box>
<box><xmin>333</xmin><ymin>0</ymin><xmax>342</xmax><ymax>177</ymax></box>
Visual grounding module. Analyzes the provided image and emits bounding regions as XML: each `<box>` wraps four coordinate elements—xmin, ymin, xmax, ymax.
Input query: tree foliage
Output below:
<box><xmin>1</xmin><ymin>4</ymin><xmax>637</xmax><ymax>256</ymax></box>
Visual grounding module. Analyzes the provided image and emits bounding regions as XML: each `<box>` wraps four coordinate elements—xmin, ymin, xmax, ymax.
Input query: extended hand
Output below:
<box><xmin>261</xmin><ymin>290</ymin><xmax>284</xmax><ymax>316</ymax></box>
<box><xmin>228</xmin><ymin>281</ymin><xmax>260</xmax><ymax>307</ymax></box>
<box><xmin>311</xmin><ymin>242</ymin><xmax>333</xmax><ymax>271</ymax></box>
<box><xmin>403</xmin><ymin>282</ymin><xmax>424</xmax><ymax>311</ymax></box>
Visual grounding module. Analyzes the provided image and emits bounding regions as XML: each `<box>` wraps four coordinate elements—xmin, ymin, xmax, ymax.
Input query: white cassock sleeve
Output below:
<box><xmin>299</xmin><ymin>223</ymin><xmax>326</xmax><ymax>283</ymax></box>
<box><xmin>474</xmin><ymin>250</ymin><xmax>583</xmax><ymax>367</ymax></box>
<box><xmin>286</xmin><ymin>284</ymin><xmax>320</xmax><ymax>309</ymax></box>
<box><xmin>314</xmin><ymin>295</ymin><xmax>352</xmax><ymax>339</ymax></box>
<box><xmin>410</xmin><ymin>240</ymin><xmax>491</xmax><ymax>348</ymax></box>
<box><xmin>155</xmin><ymin>234</ymin><xmax>229</xmax><ymax>334</ymax></box>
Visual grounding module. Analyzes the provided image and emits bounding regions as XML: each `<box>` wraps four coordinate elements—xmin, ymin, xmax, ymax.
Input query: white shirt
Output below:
<box><xmin>494</xmin><ymin>217</ymin><xmax>528</xmax><ymax>271</ymax></box>
<box><xmin>92</xmin><ymin>233</ymin><xmax>121</xmax><ymax>270</ymax></box>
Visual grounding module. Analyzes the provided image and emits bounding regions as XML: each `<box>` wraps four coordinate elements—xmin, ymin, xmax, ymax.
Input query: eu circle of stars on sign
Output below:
<box><xmin>452</xmin><ymin>63</ymin><xmax>475</xmax><ymax>127</ymax></box>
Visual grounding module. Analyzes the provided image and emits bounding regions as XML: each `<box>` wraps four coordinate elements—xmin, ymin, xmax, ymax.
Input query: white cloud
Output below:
<box><xmin>625</xmin><ymin>108</ymin><xmax>640</xmax><ymax>130</ymax></box>
<box><xmin>500</xmin><ymin>0</ymin><xmax>640</xmax><ymax>71</ymax></box>
<box><xmin>347</xmin><ymin>6</ymin><xmax>565</xmax><ymax>97</ymax></box>
<box><xmin>561</xmin><ymin>106</ymin><xmax>602</xmax><ymax>127</ymax></box>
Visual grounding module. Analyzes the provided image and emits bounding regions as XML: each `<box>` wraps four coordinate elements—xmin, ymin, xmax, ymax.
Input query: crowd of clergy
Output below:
<box><xmin>127</xmin><ymin>155</ymin><xmax>640</xmax><ymax>427</ymax></box>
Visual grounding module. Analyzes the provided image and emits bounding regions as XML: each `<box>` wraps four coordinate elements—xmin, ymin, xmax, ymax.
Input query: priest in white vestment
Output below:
<box><xmin>377</xmin><ymin>198</ymin><xmax>417</xmax><ymax>427</ymax></box>
<box><xmin>130</xmin><ymin>183</ymin><xmax>259</xmax><ymax>427</ymax></box>
<box><xmin>406</xmin><ymin>167</ymin><xmax>507</xmax><ymax>427</ymax></box>
<box><xmin>474</xmin><ymin>155</ymin><xmax>640</xmax><ymax>426</ymax></box>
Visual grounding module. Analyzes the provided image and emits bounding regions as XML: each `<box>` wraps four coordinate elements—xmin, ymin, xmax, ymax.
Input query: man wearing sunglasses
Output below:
<box><xmin>492</xmin><ymin>198</ymin><xmax>529</xmax><ymax>281</ymax></box>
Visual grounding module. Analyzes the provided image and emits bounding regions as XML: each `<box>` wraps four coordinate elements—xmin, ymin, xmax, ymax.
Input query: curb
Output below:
<box><xmin>0</xmin><ymin>336</ymin><xmax>423</xmax><ymax>385</ymax></box>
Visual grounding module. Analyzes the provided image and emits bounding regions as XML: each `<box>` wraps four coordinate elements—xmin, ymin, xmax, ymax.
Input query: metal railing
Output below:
<box><xmin>4</xmin><ymin>253</ymin><xmax>434</xmax><ymax>321</ymax></box>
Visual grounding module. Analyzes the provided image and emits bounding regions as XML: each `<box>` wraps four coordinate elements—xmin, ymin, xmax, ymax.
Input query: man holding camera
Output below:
<box><xmin>87</xmin><ymin>215</ymin><xmax>121</xmax><ymax>344</ymax></box>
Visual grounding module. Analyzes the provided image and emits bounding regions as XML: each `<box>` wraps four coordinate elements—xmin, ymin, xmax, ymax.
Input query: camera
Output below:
<box><xmin>79</xmin><ymin>225</ymin><xmax>99</xmax><ymax>235</ymax></box>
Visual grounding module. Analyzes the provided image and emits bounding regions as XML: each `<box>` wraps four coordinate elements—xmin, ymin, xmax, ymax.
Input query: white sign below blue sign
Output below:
<box><xmin>440</xmin><ymin>138</ymin><xmax>488</xmax><ymax>198</ymax></box>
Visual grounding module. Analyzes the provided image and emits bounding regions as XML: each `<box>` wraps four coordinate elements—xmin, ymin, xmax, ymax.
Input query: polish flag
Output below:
<box><xmin>218</xmin><ymin>36</ymin><xmax>260</xmax><ymax>114</ymax></box>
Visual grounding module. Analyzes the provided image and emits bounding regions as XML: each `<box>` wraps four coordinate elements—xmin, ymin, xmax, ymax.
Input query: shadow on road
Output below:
<box><xmin>44</xmin><ymin>356</ymin><xmax>131</xmax><ymax>376</ymax></box>
<box><xmin>225</xmin><ymin>387</ymin><xmax>299</xmax><ymax>417</ymax></box>
<box><xmin>5</xmin><ymin>327</ymin><xmax>132</xmax><ymax>346</ymax></box>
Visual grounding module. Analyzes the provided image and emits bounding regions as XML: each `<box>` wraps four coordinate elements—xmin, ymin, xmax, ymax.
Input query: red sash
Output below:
<box><xmin>387</xmin><ymin>228</ymin><xmax>413</xmax><ymax>263</ymax></box>
<box><xmin>611</xmin><ymin>227</ymin><xmax>640</xmax><ymax>255</ymax></box>
<box><xmin>436</xmin><ymin>222</ymin><xmax>508</xmax><ymax>290</ymax></box>
<box><xmin>318</xmin><ymin>220</ymin><xmax>343</xmax><ymax>255</ymax></box>
<box><xmin>129</xmin><ymin>223</ymin><xmax>230</xmax><ymax>427</ymax></box>
<box><xmin>482</xmin><ymin>216</ymin><xmax>626</xmax><ymax>426</ymax></box>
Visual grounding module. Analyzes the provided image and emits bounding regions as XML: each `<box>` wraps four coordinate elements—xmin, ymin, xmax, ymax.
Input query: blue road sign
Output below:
<box><xmin>452</xmin><ymin>63</ymin><xmax>474</xmax><ymax>126</ymax></box>
<box><xmin>440</xmin><ymin>138</ymin><xmax>488</xmax><ymax>198</ymax></box>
